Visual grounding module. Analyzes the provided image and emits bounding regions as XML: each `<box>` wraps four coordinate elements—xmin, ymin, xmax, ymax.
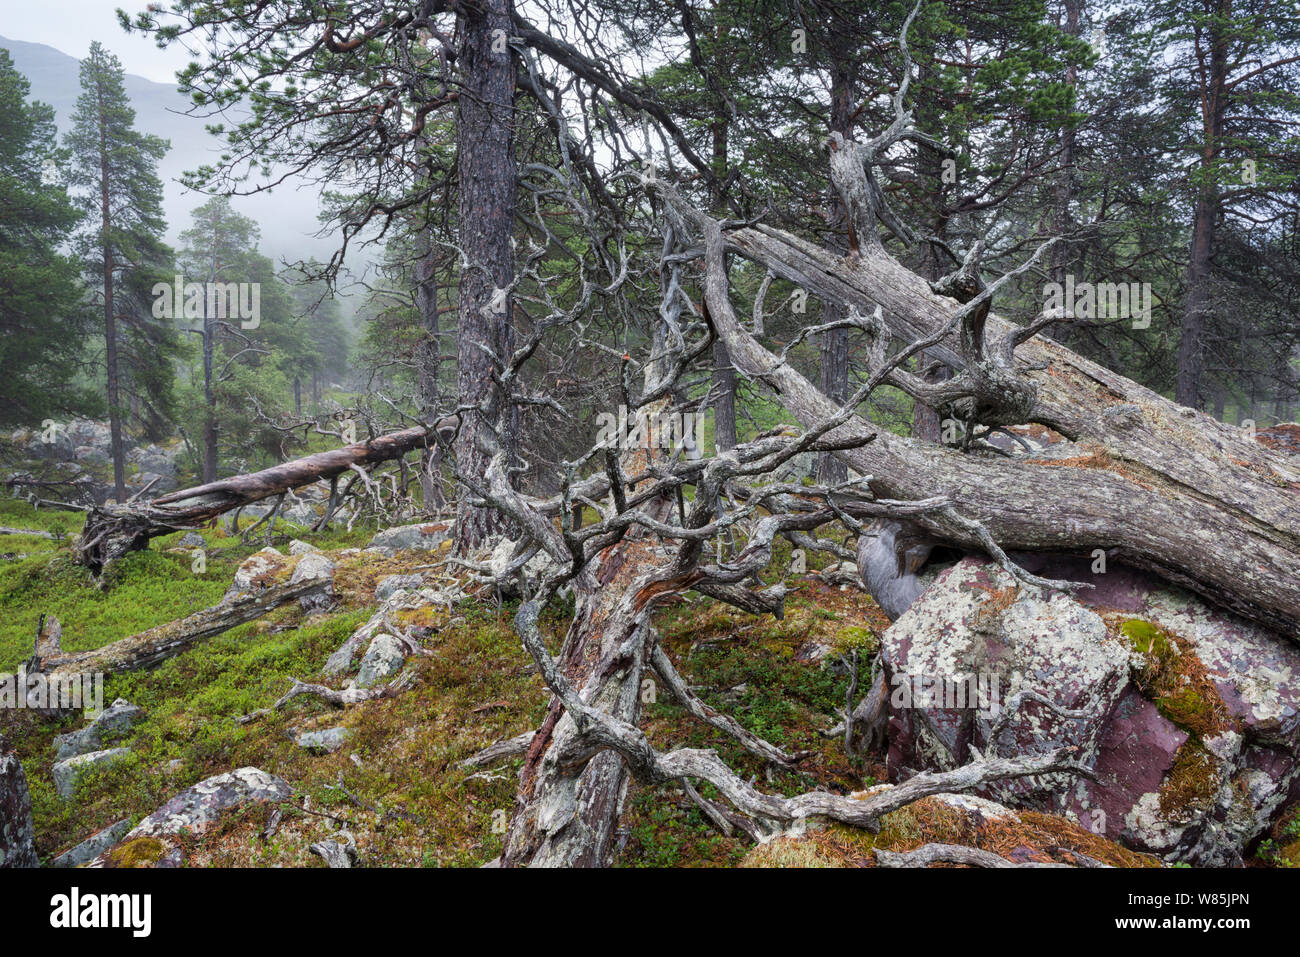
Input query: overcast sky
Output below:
<box><xmin>2</xmin><ymin>0</ymin><xmax>196</xmax><ymax>83</ymax></box>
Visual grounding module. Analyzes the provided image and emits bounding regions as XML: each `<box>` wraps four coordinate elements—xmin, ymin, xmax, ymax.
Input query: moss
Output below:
<box><xmin>830</xmin><ymin>625</ymin><xmax>876</xmax><ymax>657</ymax></box>
<box><xmin>1121</xmin><ymin>618</ymin><xmax>1233</xmax><ymax>739</ymax></box>
<box><xmin>105</xmin><ymin>836</ymin><xmax>166</xmax><ymax>868</ymax></box>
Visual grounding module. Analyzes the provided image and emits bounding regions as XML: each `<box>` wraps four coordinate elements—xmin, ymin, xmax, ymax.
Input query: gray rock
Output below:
<box><xmin>881</xmin><ymin>555</ymin><xmax>1300</xmax><ymax>866</ymax></box>
<box><xmin>290</xmin><ymin>552</ymin><xmax>336</xmax><ymax>611</ymax></box>
<box><xmin>53</xmin><ymin>698</ymin><xmax>144</xmax><ymax>760</ymax></box>
<box><xmin>177</xmin><ymin>531</ymin><xmax>206</xmax><ymax>549</ymax></box>
<box><xmin>53</xmin><ymin>747</ymin><xmax>132</xmax><ymax>800</ymax></box>
<box><xmin>73</xmin><ymin>445</ymin><xmax>109</xmax><ymax>464</ymax></box>
<box><xmin>223</xmin><ymin>547</ymin><xmax>287</xmax><ymax>601</ymax></box>
<box><xmin>296</xmin><ymin>727</ymin><xmax>353</xmax><ymax>754</ymax></box>
<box><xmin>52</xmin><ymin>818</ymin><xmax>131</xmax><ymax>868</ymax></box>
<box><xmin>355</xmin><ymin>634</ymin><xmax>406</xmax><ymax>688</ymax></box>
<box><xmin>282</xmin><ymin>501</ymin><xmax>318</xmax><ymax>527</ymax></box>
<box><xmin>375</xmin><ymin>573</ymin><xmax>424</xmax><ymax>602</ymax></box>
<box><xmin>131</xmin><ymin>470</ymin><xmax>175</xmax><ymax>495</ymax></box>
<box><xmin>93</xmin><ymin>767</ymin><xmax>293</xmax><ymax>868</ymax></box>
<box><xmin>128</xmin><ymin>766</ymin><xmax>293</xmax><ymax>838</ymax></box>
<box><xmin>369</xmin><ymin>522</ymin><xmax>450</xmax><ymax>552</ymax></box>
<box><xmin>128</xmin><ymin>443</ymin><xmax>180</xmax><ymax>481</ymax></box>
<box><xmin>0</xmin><ymin>749</ymin><xmax>38</xmax><ymax>868</ymax></box>
<box><xmin>288</xmin><ymin>539</ymin><xmax>319</xmax><ymax>556</ymax></box>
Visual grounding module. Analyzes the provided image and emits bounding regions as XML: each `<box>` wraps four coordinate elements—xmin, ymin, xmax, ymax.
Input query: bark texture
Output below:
<box><xmin>689</xmin><ymin>212</ymin><xmax>1300</xmax><ymax>638</ymax></box>
<box><xmin>453</xmin><ymin>0</ymin><xmax>519</xmax><ymax>552</ymax></box>
<box><xmin>75</xmin><ymin>424</ymin><xmax>443</xmax><ymax>572</ymax></box>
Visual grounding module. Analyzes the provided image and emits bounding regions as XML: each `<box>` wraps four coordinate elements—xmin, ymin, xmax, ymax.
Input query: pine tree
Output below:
<box><xmin>0</xmin><ymin>50</ymin><xmax>92</xmax><ymax>426</ymax></box>
<box><xmin>65</xmin><ymin>41</ymin><xmax>175</xmax><ymax>499</ymax></box>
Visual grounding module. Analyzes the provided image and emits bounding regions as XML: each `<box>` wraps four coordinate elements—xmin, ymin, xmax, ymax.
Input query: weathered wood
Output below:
<box><xmin>33</xmin><ymin>578</ymin><xmax>329</xmax><ymax>679</ymax></box>
<box><xmin>74</xmin><ymin>425</ymin><xmax>443</xmax><ymax>573</ymax></box>
<box><xmin>693</xmin><ymin>215</ymin><xmax>1300</xmax><ymax>638</ymax></box>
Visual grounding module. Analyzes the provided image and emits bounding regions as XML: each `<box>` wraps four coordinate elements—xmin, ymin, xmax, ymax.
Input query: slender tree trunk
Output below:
<box><xmin>818</xmin><ymin>52</ymin><xmax>853</xmax><ymax>480</ymax></box>
<box><xmin>453</xmin><ymin>0</ymin><xmax>518</xmax><ymax>551</ymax></box>
<box><xmin>712</xmin><ymin>340</ymin><xmax>736</xmax><ymax>452</ymax></box>
<box><xmin>98</xmin><ymin>94</ymin><xmax>125</xmax><ymax>502</ymax></box>
<box><xmin>708</xmin><ymin>109</ymin><xmax>737</xmax><ymax>453</ymax></box>
<box><xmin>415</xmin><ymin>234</ymin><xmax>444</xmax><ymax>508</ymax></box>
<box><xmin>1176</xmin><ymin>8</ymin><xmax>1229</xmax><ymax>409</ymax></box>
<box><xmin>202</xmin><ymin>314</ymin><xmax>218</xmax><ymax>483</ymax></box>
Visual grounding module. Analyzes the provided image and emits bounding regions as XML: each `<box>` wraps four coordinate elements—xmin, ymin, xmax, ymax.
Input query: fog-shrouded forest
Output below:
<box><xmin>0</xmin><ymin>0</ymin><xmax>1298</xmax><ymax>899</ymax></box>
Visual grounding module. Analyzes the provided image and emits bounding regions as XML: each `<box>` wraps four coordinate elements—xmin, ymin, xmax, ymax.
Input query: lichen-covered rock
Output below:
<box><xmin>355</xmin><ymin>634</ymin><xmax>406</xmax><ymax>688</ymax></box>
<box><xmin>53</xmin><ymin>698</ymin><xmax>144</xmax><ymax>761</ymax></box>
<box><xmin>296</xmin><ymin>727</ymin><xmax>352</xmax><ymax>754</ymax></box>
<box><xmin>223</xmin><ymin>547</ymin><xmax>289</xmax><ymax>601</ymax></box>
<box><xmin>53</xmin><ymin>747</ymin><xmax>132</xmax><ymax>800</ymax></box>
<box><xmin>92</xmin><ymin>767</ymin><xmax>293</xmax><ymax>868</ymax></box>
<box><xmin>289</xmin><ymin>552</ymin><xmax>336</xmax><ymax>611</ymax></box>
<box><xmin>288</xmin><ymin>539</ymin><xmax>319</xmax><ymax>556</ymax></box>
<box><xmin>0</xmin><ymin>749</ymin><xmax>38</xmax><ymax>868</ymax></box>
<box><xmin>881</xmin><ymin>555</ymin><xmax>1300</xmax><ymax>865</ymax></box>
<box><xmin>375</xmin><ymin>573</ymin><xmax>424</xmax><ymax>602</ymax></box>
<box><xmin>177</xmin><ymin>531</ymin><xmax>205</xmax><ymax>549</ymax></box>
<box><xmin>52</xmin><ymin>818</ymin><xmax>130</xmax><ymax>868</ymax></box>
<box><xmin>369</xmin><ymin>522</ymin><xmax>450</xmax><ymax>552</ymax></box>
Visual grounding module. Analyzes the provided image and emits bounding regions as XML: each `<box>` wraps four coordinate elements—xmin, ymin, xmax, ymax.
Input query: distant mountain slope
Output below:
<box><xmin>0</xmin><ymin>34</ymin><xmax>336</xmax><ymax>266</ymax></box>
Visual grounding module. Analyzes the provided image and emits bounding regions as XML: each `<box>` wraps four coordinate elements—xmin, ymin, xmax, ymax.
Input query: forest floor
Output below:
<box><xmin>2</xmin><ymin>496</ymin><xmax>1294</xmax><ymax>868</ymax></box>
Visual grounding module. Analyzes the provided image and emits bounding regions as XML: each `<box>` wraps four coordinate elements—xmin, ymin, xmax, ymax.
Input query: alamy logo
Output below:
<box><xmin>595</xmin><ymin>405</ymin><xmax>705</xmax><ymax>454</ymax></box>
<box><xmin>0</xmin><ymin>668</ymin><xmax>103</xmax><ymax>716</ymax></box>
<box><xmin>1042</xmin><ymin>275</ymin><xmax>1152</xmax><ymax>329</ymax></box>
<box><xmin>151</xmin><ymin>275</ymin><xmax>261</xmax><ymax>329</ymax></box>
<box><xmin>890</xmin><ymin>672</ymin><xmax>1005</xmax><ymax>718</ymax></box>
<box><xmin>50</xmin><ymin>887</ymin><xmax>151</xmax><ymax>938</ymax></box>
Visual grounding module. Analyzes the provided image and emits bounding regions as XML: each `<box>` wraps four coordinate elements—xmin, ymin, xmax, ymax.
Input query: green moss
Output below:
<box><xmin>831</xmin><ymin>625</ymin><xmax>877</xmax><ymax>657</ymax></box>
<box><xmin>1155</xmin><ymin>684</ymin><xmax>1217</xmax><ymax>733</ymax></box>
<box><xmin>105</xmin><ymin>836</ymin><xmax>165</xmax><ymax>868</ymax></box>
<box><xmin>1123</xmin><ymin>618</ymin><xmax>1177</xmax><ymax>664</ymax></box>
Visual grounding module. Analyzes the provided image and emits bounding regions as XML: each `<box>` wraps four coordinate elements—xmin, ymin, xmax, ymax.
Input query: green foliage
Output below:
<box><xmin>0</xmin><ymin>50</ymin><xmax>94</xmax><ymax>426</ymax></box>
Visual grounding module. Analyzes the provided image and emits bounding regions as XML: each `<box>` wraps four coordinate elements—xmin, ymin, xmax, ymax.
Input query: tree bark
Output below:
<box><xmin>818</xmin><ymin>44</ymin><xmax>854</xmax><ymax>482</ymax></box>
<box><xmin>96</xmin><ymin>85</ymin><xmax>126</xmax><ymax>503</ymax></box>
<box><xmin>692</xmin><ymin>214</ymin><xmax>1300</xmax><ymax>638</ymax></box>
<box><xmin>31</xmin><ymin>578</ymin><xmax>328</xmax><ymax>679</ymax></box>
<box><xmin>711</xmin><ymin>339</ymin><xmax>737</xmax><ymax>451</ymax></box>
<box><xmin>75</xmin><ymin>423</ymin><xmax>446</xmax><ymax>572</ymax></box>
<box><xmin>453</xmin><ymin>0</ymin><xmax>518</xmax><ymax>552</ymax></box>
<box><xmin>1176</xmin><ymin>2</ymin><xmax>1230</xmax><ymax>409</ymax></box>
<box><xmin>501</xmin><ymin>455</ymin><xmax>678</xmax><ymax>867</ymax></box>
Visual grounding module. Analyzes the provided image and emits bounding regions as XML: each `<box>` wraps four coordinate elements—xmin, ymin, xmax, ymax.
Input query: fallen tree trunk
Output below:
<box><xmin>30</xmin><ymin>578</ymin><xmax>328</xmax><ymax>679</ymax></box>
<box><xmin>683</xmin><ymin>210</ymin><xmax>1300</xmax><ymax>639</ymax></box>
<box><xmin>75</xmin><ymin>425</ymin><xmax>444</xmax><ymax>573</ymax></box>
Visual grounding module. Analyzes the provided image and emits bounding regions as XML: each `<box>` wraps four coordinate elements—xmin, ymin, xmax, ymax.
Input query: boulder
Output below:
<box><xmin>222</xmin><ymin>547</ymin><xmax>288</xmax><ymax>601</ymax></box>
<box><xmin>295</xmin><ymin>727</ymin><xmax>353</xmax><ymax>754</ymax></box>
<box><xmin>93</xmin><ymin>767</ymin><xmax>293</xmax><ymax>868</ymax></box>
<box><xmin>288</xmin><ymin>539</ymin><xmax>319</xmax><ymax>556</ymax></box>
<box><xmin>289</xmin><ymin>552</ymin><xmax>336</xmax><ymax>611</ymax></box>
<box><xmin>177</xmin><ymin>531</ymin><xmax>205</xmax><ymax>549</ymax></box>
<box><xmin>368</xmin><ymin>522</ymin><xmax>450</xmax><ymax>552</ymax></box>
<box><xmin>53</xmin><ymin>747</ymin><xmax>132</xmax><ymax>800</ymax></box>
<box><xmin>375</xmin><ymin>573</ymin><xmax>424</xmax><ymax>602</ymax></box>
<box><xmin>53</xmin><ymin>698</ymin><xmax>144</xmax><ymax>760</ymax></box>
<box><xmin>73</xmin><ymin>445</ymin><xmax>109</xmax><ymax>465</ymax></box>
<box><xmin>355</xmin><ymin>634</ymin><xmax>406</xmax><ymax>688</ymax></box>
<box><xmin>52</xmin><ymin>818</ymin><xmax>131</xmax><ymax>869</ymax></box>
<box><xmin>880</xmin><ymin>555</ymin><xmax>1300</xmax><ymax>865</ymax></box>
<box><xmin>0</xmin><ymin>748</ymin><xmax>38</xmax><ymax>868</ymax></box>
